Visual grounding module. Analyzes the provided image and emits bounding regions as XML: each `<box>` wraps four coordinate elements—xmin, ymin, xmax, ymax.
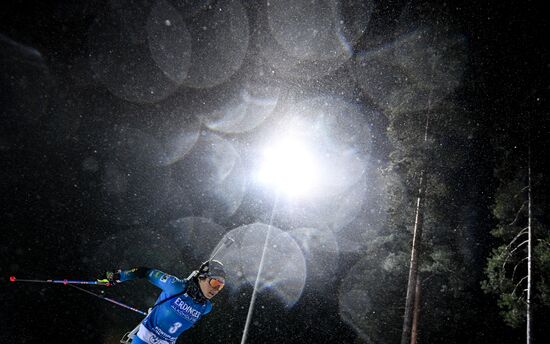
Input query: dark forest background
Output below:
<box><xmin>1</xmin><ymin>1</ymin><xmax>548</xmax><ymax>343</ymax></box>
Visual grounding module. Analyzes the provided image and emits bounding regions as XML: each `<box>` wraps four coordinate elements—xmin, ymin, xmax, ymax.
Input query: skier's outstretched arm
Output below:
<box><xmin>104</xmin><ymin>267</ymin><xmax>182</xmax><ymax>293</ymax></box>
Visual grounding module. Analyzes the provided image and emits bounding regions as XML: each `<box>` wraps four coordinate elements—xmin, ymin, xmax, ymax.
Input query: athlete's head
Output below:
<box><xmin>197</xmin><ymin>260</ymin><xmax>226</xmax><ymax>299</ymax></box>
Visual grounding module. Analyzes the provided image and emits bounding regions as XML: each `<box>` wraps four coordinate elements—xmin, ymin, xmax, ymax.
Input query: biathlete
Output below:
<box><xmin>102</xmin><ymin>260</ymin><xmax>226</xmax><ymax>344</ymax></box>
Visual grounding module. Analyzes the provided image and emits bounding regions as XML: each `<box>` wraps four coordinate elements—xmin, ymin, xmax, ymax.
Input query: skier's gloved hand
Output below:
<box><xmin>103</xmin><ymin>270</ymin><xmax>122</xmax><ymax>286</ymax></box>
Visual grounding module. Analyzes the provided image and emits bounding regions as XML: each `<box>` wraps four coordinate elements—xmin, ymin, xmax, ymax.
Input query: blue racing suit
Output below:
<box><xmin>119</xmin><ymin>268</ymin><xmax>212</xmax><ymax>344</ymax></box>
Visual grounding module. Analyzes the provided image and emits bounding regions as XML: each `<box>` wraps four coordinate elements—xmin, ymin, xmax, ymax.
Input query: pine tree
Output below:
<box><xmin>359</xmin><ymin>101</ymin><xmax>478</xmax><ymax>343</ymax></box>
<box><xmin>482</xmin><ymin>112</ymin><xmax>550</xmax><ymax>342</ymax></box>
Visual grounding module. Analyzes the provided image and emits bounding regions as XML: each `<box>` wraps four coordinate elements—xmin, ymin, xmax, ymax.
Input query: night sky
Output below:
<box><xmin>1</xmin><ymin>1</ymin><xmax>548</xmax><ymax>344</ymax></box>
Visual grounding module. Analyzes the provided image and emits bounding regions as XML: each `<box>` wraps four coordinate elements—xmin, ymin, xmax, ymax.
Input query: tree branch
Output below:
<box><xmin>505</xmin><ymin>227</ymin><xmax>528</xmax><ymax>251</ymax></box>
<box><xmin>511</xmin><ymin>256</ymin><xmax>529</xmax><ymax>282</ymax></box>
<box><xmin>507</xmin><ymin>202</ymin><xmax>527</xmax><ymax>226</ymax></box>
<box><xmin>512</xmin><ymin>275</ymin><xmax>528</xmax><ymax>296</ymax></box>
<box><xmin>518</xmin><ymin>185</ymin><xmax>529</xmax><ymax>195</ymax></box>
<box><xmin>510</xmin><ymin>240</ymin><xmax>529</xmax><ymax>256</ymax></box>
<box><xmin>502</xmin><ymin>239</ymin><xmax>529</xmax><ymax>271</ymax></box>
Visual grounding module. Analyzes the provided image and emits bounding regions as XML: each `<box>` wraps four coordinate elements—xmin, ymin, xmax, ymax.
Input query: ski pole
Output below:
<box><xmin>185</xmin><ymin>236</ymin><xmax>235</xmax><ymax>281</ymax></box>
<box><xmin>68</xmin><ymin>284</ymin><xmax>147</xmax><ymax>316</ymax></box>
<box><xmin>9</xmin><ymin>276</ymin><xmax>113</xmax><ymax>286</ymax></box>
<box><xmin>210</xmin><ymin>236</ymin><xmax>235</xmax><ymax>261</ymax></box>
<box><xmin>9</xmin><ymin>276</ymin><xmax>146</xmax><ymax>315</ymax></box>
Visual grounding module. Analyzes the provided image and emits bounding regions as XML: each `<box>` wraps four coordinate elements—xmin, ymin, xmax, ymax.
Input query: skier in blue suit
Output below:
<box><xmin>103</xmin><ymin>260</ymin><xmax>226</xmax><ymax>344</ymax></box>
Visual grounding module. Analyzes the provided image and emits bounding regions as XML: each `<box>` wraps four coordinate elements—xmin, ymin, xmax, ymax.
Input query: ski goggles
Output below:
<box><xmin>208</xmin><ymin>277</ymin><xmax>225</xmax><ymax>290</ymax></box>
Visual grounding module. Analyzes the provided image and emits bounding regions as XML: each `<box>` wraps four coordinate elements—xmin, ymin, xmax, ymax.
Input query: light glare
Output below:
<box><xmin>257</xmin><ymin>138</ymin><xmax>321</xmax><ymax>198</ymax></box>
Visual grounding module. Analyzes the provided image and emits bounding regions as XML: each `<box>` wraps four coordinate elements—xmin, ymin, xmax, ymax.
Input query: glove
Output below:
<box><xmin>101</xmin><ymin>270</ymin><xmax>122</xmax><ymax>286</ymax></box>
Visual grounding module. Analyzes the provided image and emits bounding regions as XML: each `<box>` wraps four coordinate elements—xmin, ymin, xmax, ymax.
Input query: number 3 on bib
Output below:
<box><xmin>169</xmin><ymin>322</ymin><xmax>182</xmax><ymax>334</ymax></box>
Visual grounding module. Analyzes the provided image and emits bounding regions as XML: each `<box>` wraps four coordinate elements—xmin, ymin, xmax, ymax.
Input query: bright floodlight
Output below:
<box><xmin>256</xmin><ymin>137</ymin><xmax>322</xmax><ymax>198</ymax></box>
